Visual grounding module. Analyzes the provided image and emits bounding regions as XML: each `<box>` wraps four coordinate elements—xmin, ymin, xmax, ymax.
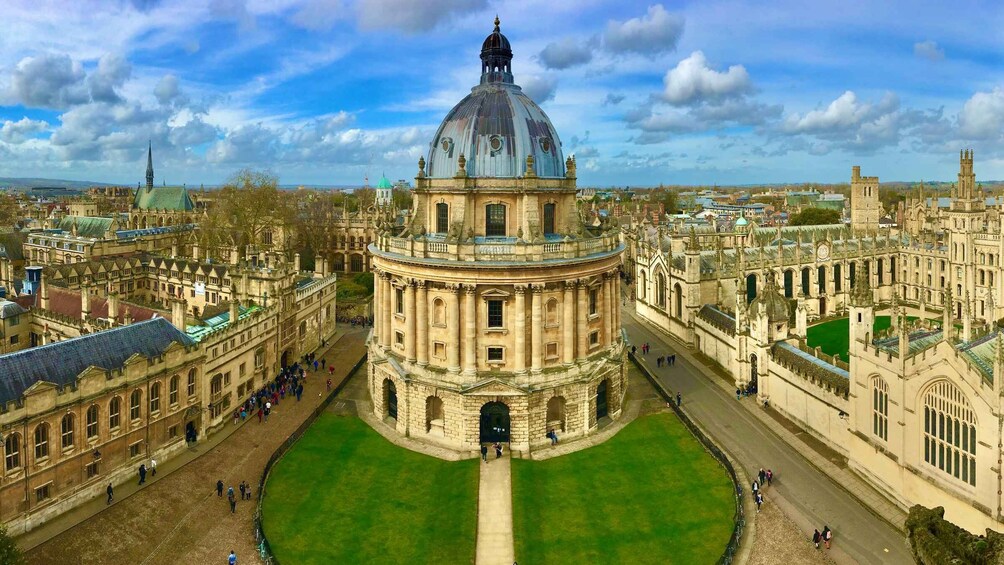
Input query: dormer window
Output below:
<box><xmin>486</xmin><ymin>204</ymin><xmax>506</xmax><ymax>237</ymax></box>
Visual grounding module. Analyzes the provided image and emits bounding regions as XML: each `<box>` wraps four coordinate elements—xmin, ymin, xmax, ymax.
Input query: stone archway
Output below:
<box><xmin>384</xmin><ymin>379</ymin><xmax>398</xmax><ymax>420</ymax></box>
<box><xmin>596</xmin><ymin>379</ymin><xmax>610</xmax><ymax>420</ymax></box>
<box><xmin>280</xmin><ymin>348</ymin><xmax>291</xmax><ymax>368</ymax></box>
<box><xmin>479</xmin><ymin>401</ymin><xmax>510</xmax><ymax>443</ymax></box>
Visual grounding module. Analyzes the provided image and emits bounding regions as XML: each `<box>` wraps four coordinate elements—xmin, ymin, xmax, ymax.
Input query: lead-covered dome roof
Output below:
<box><xmin>425</xmin><ymin>17</ymin><xmax>565</xmax><ymax>179</ymax></box>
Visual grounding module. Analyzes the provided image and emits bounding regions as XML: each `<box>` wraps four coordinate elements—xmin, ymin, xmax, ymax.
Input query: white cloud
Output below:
<box><xmin>782</xmin><ymin>91</ymin><xmax>875</xmax><ymax>133</ymax></box>
<box><xmin>356</xmin><ymin>0</ymin><xmax>487</xmax><ymax>33</ymax></box>
<box><xmin>521</xmin><ymin>75</ymin><xmax>558</xmax><ymax>104</ymax></box>
<box><xmin>662</xmin><ymin>51</ymin><xmax>751</xmax><ymax>105</ymax></box>
<box><xmin>154</xmin><ymin>74</ymin><xmax>186</xmax><ymax>106</ymax></box>
<box><xmin>86</xmin><ymin>54</ymin><xmax>132</xmax><ymax>104</ymax></box>
<box><xmin>5</xmin><ymin>54</ymin><xmax>89</xmax><ymax>109</ymax></box>
<box><xmin>289</xmin><ymin>0</ymin><xmax>345</xmax><ymax>31</ymax></box>
<box><xmin>0</xmin><ymin>117</ymin><xmax>49</xmax><ymax>144</ymax></box>
<box><xmin>914</xmin><ymin>40</ymin><xmax>944</xmax><ymax>61</ymax></box>
<box><xmin>959</xmin><ymin>87</ymin><xmax>1004</xmax><ymax>140</ymax></box>
<box><xmin>605</xmin><ymin>4</ymin><xmax>684</xmax><ymax>55</ymax></box>
<box><xmin>538</xmin><ymin>38</ymin><xmax>594</xmax><ymax>70</ymax></box>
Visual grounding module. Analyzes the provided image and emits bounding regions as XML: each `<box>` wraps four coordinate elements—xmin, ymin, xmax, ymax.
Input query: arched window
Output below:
<box><xmin>130</xmin><ymin>389</ymin><xmax>142</xmax><ymax>421</ymax></box>
<box><xmin>86</xmin><ymin>405</ymin><xmax>99</xmax><ymax>439</ymax></box>
<box><xmin>187</xmin><ymin>368</ymin><xmax>197</xmax><ymax>397</ymax></box>
<box><xmin>817</xmin><ymin>266</ymin><xmax>826</xmax><ymax>295</ymax></box>
<box><xmin>543</xmin><ymin>203</ymin><xmax>556</xmax><ymax>235</ymax></box>
<box><xmin>109</xmin><ymin>397</ymin><xmax>122</xmax><ymax>429</ymax></box>
<box><xmin>746</xmin><ymin>273</ymin><xmax>757</xmax><ymax>304</ymax></box>
<box><xmin>801</xmin><ymin>267</ymin><xmax>810</xmax><ymax>296</ymax></box>
<box><xmin>5</xmin><ymin>434</ymin><xmax>21</xmax><ymax>471</ymax></box>
<box><xmin>638</xmin><ymin>271</ymin><xmax>647</xmax><ymax>300</ymax></box>
<box><xmin>169</xmin><ymin>376</ymin><xmax>179</xmax><ymax>406</ymax></box>
<box><xmin>61</xmin><ymin>414</ymin><xmax>75</xmax><ymax>449</ymax></box>
<box><xmin>872</xmin><ymin>377</ymin><xmax>888</xmax><ymax>442</ymax></box>
<box><xmin>673</xmin><ymin>283</ymin><xmax>683</xmax><ymax>318</ymax></box>
<box><xmin>877</xmin><ymin>258</ymin><xmax>884</xmax><ymax>284</ymax></box>
<box><xmin>150</xmin><ymin>382</ymin><xmax>161</xmax><ymax>414</ymax></box>
<box><xmin>923</xmin><ymin>381</ymin><xmax>977</xmax><ymax>486</ymax></box>
<box><xmin>34</xmin><ymin>423</ymin><xmax>49</xmax><ymax>460</ymax></box>
<box><xmin>656</xmin><ymin>273</ymin><xmax>667</xmax><ymax>309</ymax></box>
<box><xmin>783</xmin><ymin>270</ymin><xmax>793</xmax><ymax>298</ymax></box>
<box><xmin>833</xmin><ymin>263</ymin><xmax>842</xmax><ymax>292</ymax></box>
<box><xmin>436</xmin><ymin>203</ymin><xmax>449</xmax><ymax>234</ymax></box>
<box><xmin>545</xmin><ymin>298</ymin><xmax>559</xmax><ymax>326</ymax></box>
<box><xmin>485</xmin><ymin>204</ymin><xmax>506</xmax><ymax>237</ymax></box>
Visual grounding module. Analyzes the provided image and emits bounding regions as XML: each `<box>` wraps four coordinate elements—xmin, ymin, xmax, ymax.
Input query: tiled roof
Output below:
<box><xmin>133</xmin><ymin>187</ymin><xmax>194</xmax><ymax>211</ymax></box>
<box><xmin>46</xmin><ymin>286</ymin><xmax>160</xmax><ymax>323</ymax></box>
<box><xmin>697</xmin><ymin>305</ymin><xmax>736</xmax><ymax>335</ymax></box>
<box><xmin>56</xmin><ymin>216</ymin><xmax>114</xmax><ymax>238</ymax></box>
<box><xmin>770</xmin><ymin>341</ymin><xmax>849</xmax><ymax>396</ymax></box>
<box><xmin>959</xmin><ymin>331</ymin><xmax>998</xmax><ymax>380</ymax></box>
<box><xmin>0</xmin><ymin>318</ymin><xmax>195</xmax><ymax>405</ymax></box>
<box><xmin>0</xmin><ymin>300</ymin><xmax>26</xmax><ymax>319</ymax></box>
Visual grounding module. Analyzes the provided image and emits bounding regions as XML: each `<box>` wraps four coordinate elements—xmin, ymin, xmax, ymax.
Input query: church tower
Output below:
<box><xmin>146</xmin><ymin>141</ymin><xmax>154</xmax><ymax>191</ymax></box>
<box><xmin>850</xmin><ymin>165</ymin><xmax>879</xmax><ymax>232</ymax></box>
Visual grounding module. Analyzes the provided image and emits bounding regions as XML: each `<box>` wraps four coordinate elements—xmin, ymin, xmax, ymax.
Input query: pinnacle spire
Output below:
<box><xmin>146</xmin><ymin>140</ymin><xmax>154</xmax><ymax>191</ymax></box>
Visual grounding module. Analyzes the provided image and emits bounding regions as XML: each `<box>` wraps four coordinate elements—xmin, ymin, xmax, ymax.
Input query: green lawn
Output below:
<box><xmin>262</xmin><ymin>415</ymin><xmax>479</xmax><ymax>564</ymax></box>
<box><xmin>511</xmin><ymin>413</ymin><xmax>735</xmax><ymax>565</ymax></box>
<box><xmin>807</xmin><ymin>315</ymin><xmax>893</xmax><ymax>359</ymax></box>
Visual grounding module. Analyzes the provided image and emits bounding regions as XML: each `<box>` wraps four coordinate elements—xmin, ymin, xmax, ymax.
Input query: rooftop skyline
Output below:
<box><xmin>0</xmin><ymin>0</ymin><xmax>1002</xmax><ymax>187</ymax></box>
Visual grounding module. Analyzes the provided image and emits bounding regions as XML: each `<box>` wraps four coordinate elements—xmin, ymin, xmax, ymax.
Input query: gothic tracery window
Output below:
<box><xmin>872</xmin><ymin>377</ymin><xmax>888</xmax><ymax>442</ymax></box>
<box><xmin>923</xmin><ymin>381</ymin><xmax>976</xmax><ymax>486</ymax></box>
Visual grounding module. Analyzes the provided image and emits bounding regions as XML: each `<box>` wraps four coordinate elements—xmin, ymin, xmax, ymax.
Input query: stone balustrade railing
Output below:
<box><xmin>373</xmin><ymin>232</ymin><xmax>622</xmax><ymax>263</ymax></box>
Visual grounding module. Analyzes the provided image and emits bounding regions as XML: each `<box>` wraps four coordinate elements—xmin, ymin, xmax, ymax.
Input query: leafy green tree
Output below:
<box><xmin>0</xmin><ymin>524</ymin><xmax>26</xmax><ymax>565</ymax></box>
<box><xmin>788</xmin><ymin>207</ymin><xmax>841</xmax><ymax>226</ymax></box>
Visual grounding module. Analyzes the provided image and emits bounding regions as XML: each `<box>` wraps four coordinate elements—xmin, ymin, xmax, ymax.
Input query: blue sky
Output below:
<box><xmin>0</xmin><ymin>0</ymin><xmax>1002</xmax><ymax>187</ymax></box>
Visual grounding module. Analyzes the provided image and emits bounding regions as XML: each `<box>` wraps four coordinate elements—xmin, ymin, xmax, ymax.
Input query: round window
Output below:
<box><xmin>540</xmin><ymin>138</ymin><xmax>551</xmax><ymax>153</ymax></box>
<box><xmin>440</xmin><ymin>137</ymin><xmax>452</xmax><ymax>151</ymax></box>
<box><xmin>489</xmin><ymin>136</ymin><xmax>503</xmax><ymax>152</ymax></box>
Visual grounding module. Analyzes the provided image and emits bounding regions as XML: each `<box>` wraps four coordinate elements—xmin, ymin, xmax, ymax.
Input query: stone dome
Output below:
<box><xmin>425</xmin><ymin>17</ymin><xmax>565</xmax><ymax>180</ymax></box>
<box><xmin>750</xmin><ymin>277</ymin><xmax>790</xmax><ymax>323</ymax></box>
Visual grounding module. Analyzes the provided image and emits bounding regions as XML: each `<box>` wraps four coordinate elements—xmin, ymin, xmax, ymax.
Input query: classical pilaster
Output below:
<box><xmin>381</xmin><ymin>272</ymin><xmax>392</xmax><ymax>350</ymax></box>
<box><xmin>447</xmin><ymin>284</ymin><xmax>461</xmax><ymax>373</ymax></box>
<box><xmin>416</xmin><ymin>280</ymin><xmax>428</xmax><ymax>366</ymax></box>
<box><xmin>602</xmin><ymin>274</ymin><xmax>612</xmax><ymax>346</ymax></box>
<box><xmin>531</xmin><ymin>284</ymin><xmax>543</xmax><ymax>372</ymax></box>
<box><xmin>612</xmin><ymin>274</ymin><xmax>620</xmax><ymax>344</ymax></box>
<box><xmin>514</xmin><ymin>285</ymin><xmax>527</xmax><ymax>373</ymax></box>
<box><xmin>463</xmin><ymin>284</ymin><xmax>477</xmax><ymax>375</ymax></box>
<box><xmin>576</xmin><ymin>279</ymin><xmax>588</xmax><ymax>360</ymax></box>
<box><xmin>405</xmin><ymin>279</ymin><xmax>416</xmax><ymax>362</ymax></box>
<box><xmin>372</xmin><ymin>268</ymin><xmax>381</xmax><ymax>343</ymax></box>
<box><xmin>562</xmin><ymin>281</ymin><xmax>575</xmax><ymax>365</ymax></box>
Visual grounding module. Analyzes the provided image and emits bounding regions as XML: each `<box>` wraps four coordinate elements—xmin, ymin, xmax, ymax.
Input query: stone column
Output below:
<box><xmin>381</xmin><ymin>273</ymin><xmax>392</xmax><ymax>350</ymax></box>
<box><xmin>562</xmin><ymin>281</ymin><xmax>575</xmax><ymax>365</ymax></box>
<box><xmin>531</xmin><ymin>284</ymin><xmax>543</xmax><ymax>372</ymax></box>
<box><xmin>463</xmin><ymin>285</ymin><xmax>477</xmax><ymax>375</ymax></box>
<box><xmin>576</xmin><ymin>280</ymin><xmax>588</xmax><ymax>360</ymax></box>
<box><xmin>405</xmin><ymin>280</ymin><xmax>416</xmax><ymax>362</ymax></box>
<box><xmin>372</xmin><ymin>268</ymin><xmax>381</xmax><ymax>343</ymax></box>
<box><xmin>514</xmin><ymin>285</ymin><xmax>527</xmax><ymax>373</ymax></box>
<box><xmin>612</xmin><ymin>275</ymin><xmax>620</xmax><ymax>344</ymax></box>
<box><xmin>602</xmin><ymin>274</ymin><xmax>612</xmax><ymax>346</ymax></box>
<box><xmin>447</xmin><ymin>284</ymin><xmax>460</xmax><ymax>373</ymax></box>
<box><xmin>416</xmin><ymin>281</ymin><xmax>428</xmax><ymax>366</ymax></box>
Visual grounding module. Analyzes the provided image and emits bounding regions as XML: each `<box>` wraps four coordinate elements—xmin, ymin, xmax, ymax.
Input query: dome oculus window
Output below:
<box><xmin>440</xmin><ymin>137</ymin><xmax>454</xmax><ymax>157</ymax></box>
<box><xmin>539</xmin><ymin>138</ymin><xmax>551</xmax><ymax>153</ymax></box>
<box><xmin>489</xmin><ymin>135</ymin><xmax>504</xmax><ymax>155</ymax></box>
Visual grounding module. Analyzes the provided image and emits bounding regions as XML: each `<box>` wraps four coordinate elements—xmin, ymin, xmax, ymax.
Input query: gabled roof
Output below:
<box><xmin>133</xmin><ymin>186</ymin><xmax>194</xmax><ymax>211</ymax></box>
<box><xmin>46</xmin><ymin>286</ymin><xmax>160</xmax><ymax>323</ymax></box>
<box><xmin>0</xmin><ymin>300</ymin><xmax>26</xmax><ymax>319</ymax></box>
<box><xmin>0</xmin><ymin>318</ymin><xmax>195</xmax><ymax>405</ymax></box>
<box><xmin>56</xmin><ymin>216</ymin><xmax>114</xmax><ymax>238</ymax></box>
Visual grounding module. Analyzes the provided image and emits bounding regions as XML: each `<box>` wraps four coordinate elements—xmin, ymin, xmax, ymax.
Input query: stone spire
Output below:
<box><xmin>146</xmin><ymin>140</ymin><xmax>154</xmax><ymax>191</ymax></box>
<box><xmin>943</xmin><ymin>287</ymin><xmax>953</xmax><ymax>341</ymax></box>
<box><xmin>850</xmin><ymin>261</ymin><xmax>872</xmax><ymax>307</ymax></box>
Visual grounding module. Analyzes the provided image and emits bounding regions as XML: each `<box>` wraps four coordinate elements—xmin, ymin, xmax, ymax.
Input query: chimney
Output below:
<box><xmin>171</xmin><ymin>298</ymin><xmax>187</xmax><ymax>331</ymax></box>
<box><xmin>314</xmin><ymin>255</ymin><xmax>323</xmax><ymax>278</ymax></box>
<box><xmin>81</xmin><ymin>281</ymin><xmax>92</xmax><ymax>321</ymax></box>
<box><xmin>229</xmin><ymin>285</ymin><xmax>239</xmax><ymax>323</ymax></box>
<box><xmin>39</xmin><ymin>270</ymin><xmax>50</xmax><ymax>310</ymax></box>
<box><xmin>123</xmin><ymin>308</ymin><xmax>133</xmax><ymax>326</ymax></box>
<box><xmin>294</xmin><ymin>253</ymin><xmax>301</xmax><ymax>272</ymax></box>
<box><xmin>108</xmin><ymin>292</ymin><xmax>120</xmax><ymax>323</ymax></box>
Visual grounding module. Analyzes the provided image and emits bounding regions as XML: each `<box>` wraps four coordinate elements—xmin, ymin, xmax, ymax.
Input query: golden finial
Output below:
<box><xmin>494</xmin><ymin>15</ymin><xmax>500</xmax><ymax>31</ymax></box>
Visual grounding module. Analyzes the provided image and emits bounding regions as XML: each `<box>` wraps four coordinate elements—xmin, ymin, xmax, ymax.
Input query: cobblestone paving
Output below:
<box><xmin>749</xmin><ymin>498</ymin><xmax>838</xmax><ymax>565</ymax></box>
<box><xmin>26</xmin><ymin>328</ymin><xmax>368</xmax><ymax>565</ymax></box>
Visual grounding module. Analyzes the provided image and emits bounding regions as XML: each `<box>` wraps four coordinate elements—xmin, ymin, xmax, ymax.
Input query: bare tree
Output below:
<box><xmin>0</xmin><ymin>193</ymin><xmax>20</xmax><ymax>229</ymax></box>
<box><xmin>215</xmin><ymin>169</ymin><xmax>290</xmax><ymax>249</ymax></box>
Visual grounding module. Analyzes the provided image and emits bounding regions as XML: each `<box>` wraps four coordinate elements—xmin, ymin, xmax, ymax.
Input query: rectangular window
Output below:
<box><xmin>487</xmin><ymin>300</ymin><xmax>504</xmax><ymax>328</ymax></box>
<box><xmin>10</xmin><ymin>335</ymin><xmax>18</xmax><ymax>345</ymax></box>
<box><xmin>224</xmin><ymin>372</ymin><xmax>231</xmax><ymax>387</ymax></box>
<box><xmin>436</xmin><ymin>203</ymin><xmax>449</xmax><ymax>234</ymax></box>
<box><xmin>543</xmin><ymin>203</ymin><xmax>556</xmax><ymax>235</ymax></box>
<box><xmin>35</xmin><ymin>484</ymin><xmax>51</xmax><ymax>503</ymax></box>
<box><xmin>86</xmin><ymin>462</ymin><xmax>99</xmax><ymax>479</ymax></box>
<box><xmin>169</xmin><ymin>425</ymin><xmax>179</xmax><ymax>439</ymax></box>
<box><xmin>240</xmin><ymin>362</ymin><xmax>246</xmax><ymax>377</ymax></box>
<box><xmin>433</xmin><ymin>342</ymin><xmax>446</xmax><ymax>359</ymax></box>
<box><xmin>545</xmin><ymin>342</ymin><xmax>558</xmax><ymax>360</ymax></box>
<box><xmin>589</xmin><ymin>289</ymin><xmax>598</xmax><ymax>316</ymax></box>
<box><xmin>589</xmin><ymin>331</ymin><xmax>600</xmax><ymax>346</ymax></box>
<box><xmin>395</xmin><ymin>331</ymin><xmax>405</xmax><ymax>346</ymax></box>
<box><xmin>396</xmin><ymin>288</ymin><xmax>404</xmax><ymax>315</ymax></box>
<box><xmin>486</xmin><ymin>204</ymin><xmax>506</xmax><ymax>237</ymax></box>
<box><xmin>187</xmin><ymin>373</ymin><xmax>196</xmax><ymax>397</ymax></box>
<box><xmin>169</xmin><ymin>379</ymin><xmax>178</xmax><ymax>405</ymax></box>
<box><xmin>487</xmin><ymin>346</ymin><xmax>504</xmax><ymax>362</ymax></box>
<box><xmin>129</xmin><ymin>443</ymin><xmax>141</xmax><ymax>458</ymax></box>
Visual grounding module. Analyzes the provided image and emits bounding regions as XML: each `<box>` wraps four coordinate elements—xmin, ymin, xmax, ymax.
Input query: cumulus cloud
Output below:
<box><xmin>663</xmin><ymin>51</ymin><xmax>751</xmax><ymax>105</ymax></box>
<box><xmin>356</xmin><ymin>0</ymin><xmax>487</xmax><ymax>33</ymax></box>
<box><xmin>86</xmin><ymin>54</ymin><xmax>131</xmax><ymax>104</ymax></box>
<box><xmin>521</xmin><ymin>75</ymin><xmax>558</xmax><ymax>104</ymax></box>
<box><xmin>781</xmin><ymin>91</ymin><xmax>894</xmax><ymax>134</ymax></box>
<box><xmin>538</xmin><ymin>37</ymin><xmax>595</xmax><ymax>70</ymax></box>
<box><xmin>605</xmin><ymin>4</ymin><xmax>684</xmax><ymax>55</ymax></box>
<box><xmin>0</xmin><ymin>117</ymin><xmax>49</xmax><ymax>144</ymax></box>
<box><xmin>5</xmin><ymin>54</ymin><xmax>89</xmax><ymax>109</ymax></box>
<box><xmin>154</xmin><ymin>74</ymin><xmax>186</xmax><ymax>106</ymax></box>
<box><xmin>958</xmin><ymin>87</ymin><xmax>1004</xmax><ymax>140</ymax></box>
<box><xmin>914</xmin><ymin>40</ymin><xmax>944</xmax><ymax>61</ymax></box>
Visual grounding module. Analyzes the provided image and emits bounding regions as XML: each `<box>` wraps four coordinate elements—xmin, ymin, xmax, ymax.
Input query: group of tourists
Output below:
<box><xmin>216</xmin><ymin>478</ymin><xmax>253</xmax><ymax>514</ymax></box>
<box><xmin>812</xmin><ymin>525</ymin><xmax>834</xmax><ymax>550</ymax></box>
<box><xmin>736</xmin><ymin>381</ymin><xmax>758</xmax><ymax>400</ymax></box>
<box><xmin>480</xmin><ymin>442</ymin><xmax>505</xmax><ymax>462</ymax></box>
<box><xmin>751</xmin><ymin>467</ymin><xmax>774</xmax><ymax>513</ymax></box>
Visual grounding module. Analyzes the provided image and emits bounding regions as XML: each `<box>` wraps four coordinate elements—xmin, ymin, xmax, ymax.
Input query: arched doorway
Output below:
<box><xmin>596</xmin><ymin>380</ymin><xmax>609</xmax><ymax>420</ymax></box>
<box><xmin>746</xmin><ymin>274</ymin><xmax>757</xmax><ymax>304</ymax></box>
<box><xmin>749</xmin><ymin>354</ymin><xmax>758</xmax><ymax>389</ymax></box>
<box><xmin>280</xmin><ymin>349</ymin><xmax>291</xmax><ymax>368</ymax></box>
<box><xmin>819</xmin><ymin>297</ymin><xmax>826</xmax><ymax>317</ymax></box>
<box><xmin>384</xmin><ymin>379</ymin><xmax>398</xmax><ymax>420</ymax></box>
<box><xmin>479</xmin><ymin>402</ymin><xmax>510</xmax><ymax>443</ymax></box>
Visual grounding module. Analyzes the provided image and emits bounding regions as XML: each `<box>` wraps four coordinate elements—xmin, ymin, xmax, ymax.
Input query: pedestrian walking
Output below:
<box><xmin>327</xmin><ymin>378</ymin><xmax>332</xmax><ymax>391</ymax></box>
<box><xmin>106</xmin><ymin>483</ymin><xmax>114</xmax><ymax>504</ymax></box>
<box><xmin>822</xmin><ymin>525</ymin><xmax>832</xmax><ymax>549</ymax></box>
<box><xmin>138</xmin><ymin>464</ymin><xmax>147</xmax><ymax>485</ymax></box>
<box><xmin>766</xmin><ymin>469</ymin><xmax>773</xmax><ymax>486</ymax></box>
<box><xmin>229</xmin><ymin>549</ymin><xmax>237</xmax><ymax>565</ymax></box>
<box><xmin>736</xmin><ymin>388</ymin><xmax>741</xmax><ymax>400</ymax></box>
<box><xmin>257</xmin><ymin>408</ymin><xmax>263</xmax><ymax>423</ymax></box>
<box><xmin>656</xmin><ymin>356</ymin><xmax>663</xmax><ymax>367</ymax></box>
<box><xmin>755</xmin><ymin>492</ymin><xmax>763</xmax><ymax>513</ymax></box>
<box><xmin>758</xmin><ymin>468</ymin><xmax>766</xmax><ymax>485</ymax></box>
<box><xmin>812</xmin><ymin>529</ymin><xmax>821</xmax><ymax>549</ymax></box>
<box><xmin>150</xmin><ymin>458</ymin><xmax>157</xmax><ymax>477</ymax></box>
<box><xmin>751</xmin><ymin>480</ymin><xmax>759</xmax><ymax>495</ymax></box>
<box><xmin>631</xmin><ymin>345</ymin><xmax>637</xmax><ymax>356</ymax></box>
<box><xmin>676</xmin><ymin>392</ymin><xmax>682</xmax><ymax>406</ymax></box>
<box><xmin>228</xmin><ymin>487</ymin><xmax>236</xmax><ymax>514</ymax></box>
<box><xmin>217</xmin><ymin>479</ymin><xmax>224</xmax><ymax>497</ymax></box>
<box><xmin>495</xmin><ymin>442</ymin><xmax>503</xmax><ymax>458</ymax></box>
<box><xmin>239</xmin><ymin>481</ymin><xmax>246</xmax><ymax>500</ymax></box>
<box><xmin>481</xmin><ymin>444</ymin><xmax>488</xmax><ymax>463</ymax></box>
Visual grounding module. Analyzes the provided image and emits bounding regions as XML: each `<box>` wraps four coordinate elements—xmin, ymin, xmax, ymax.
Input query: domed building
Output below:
<box><xmin>368</xmin><ymin>18</ymin><xmax>625</xmax><ymax>453</ymax></box>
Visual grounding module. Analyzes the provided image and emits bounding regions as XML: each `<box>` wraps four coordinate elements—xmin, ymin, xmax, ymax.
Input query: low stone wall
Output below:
<box><xmin>906</xmin><ymin>504</ymin><xmax>1004</xmax><ymax>565</ymax></box>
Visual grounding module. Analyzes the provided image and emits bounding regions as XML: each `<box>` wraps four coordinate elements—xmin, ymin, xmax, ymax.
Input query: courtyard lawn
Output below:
<box><xmin>262</xmin><ymin>415</ymin><xmax>479</xmax><ymax>565</ymax></box>
<box><xmin>511</xmin><ymin>412</ymin><xmax>735</xmax><ymax>565</ymax></box>
<box><xmin>807</xmin><ymin>315</ymin><xmax>893</xmax><ymax>359</ymax></box>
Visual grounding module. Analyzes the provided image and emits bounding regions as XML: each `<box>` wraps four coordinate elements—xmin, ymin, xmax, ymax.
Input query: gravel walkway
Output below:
<box><xmin>748</xmin><ymin>497</ymin><xmax>838</xmax><ymax>565</ymax></box>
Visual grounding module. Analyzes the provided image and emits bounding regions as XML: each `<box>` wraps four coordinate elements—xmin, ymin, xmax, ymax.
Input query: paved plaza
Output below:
<box><xmin>23</xmin><ymin>327</ymin><xmax>368</xmax><ymax>565</ymax></box>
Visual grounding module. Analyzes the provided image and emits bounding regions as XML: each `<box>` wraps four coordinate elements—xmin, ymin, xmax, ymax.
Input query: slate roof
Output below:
<box><xmin>873</xmin><ymin>329</ymin><xmax>943</xmax><ymax>357</ymax></box>
<box><xmin>46</xmin><ymin>286</ymin><xmax>160</xmax><ymax>323</ymax></box>
<box><xmin>0</xmin><ymin>300</ymin><xmax>26</xmax><ymax>319</ymax></box>
<box><xmin>56</xmin><ymin>216</ymin><xmax>115</xmax><ymax>238</ymax></box>
<box><xmin>697</xmin><ymin>305</ymin><xmax>736</xmax><ymax>335</ymax></box>
<box><xmin>0</xmin><ymin>318</ymin><xmax>195</xmax><ymax>405</ymax></box>
<box><xmin>959</xmin><ymin>331</ymin><xmax>998</xmax><ymax>380</ymax></box>
<box><xmin>770</xmin><ymin>341</ymin><xmax>849</xmax><ymax>396</ymax></box>
<box><xmin>133</xmin><ymin>186</ymin><xmax>194</xmax><ymax>211</ymax></box>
